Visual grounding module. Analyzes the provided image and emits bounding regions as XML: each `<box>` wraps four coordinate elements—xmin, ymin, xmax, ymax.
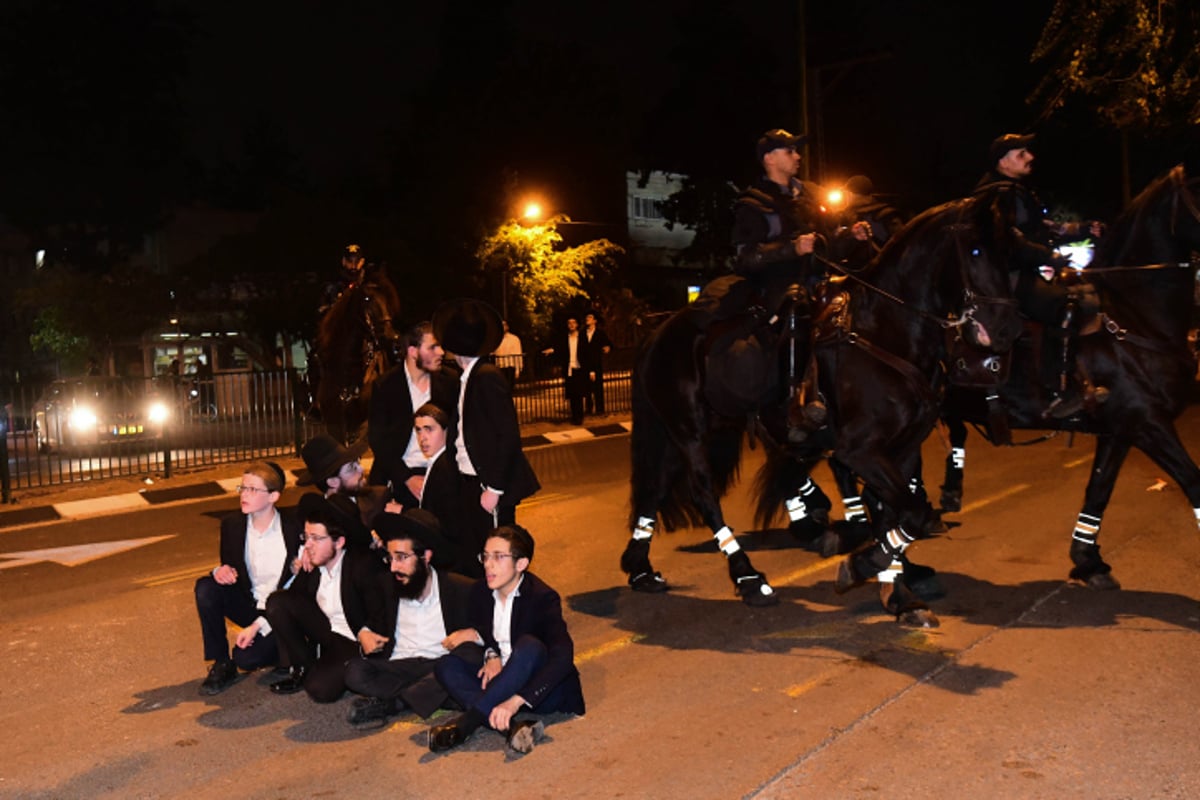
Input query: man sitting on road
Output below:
<box><xmin>194</xmin><ymin>461</ymin><xmax>302</xmax><ymax>696</ymax></box>
<box><xmin>429</xmin><ymin>524</ymin><xmax>585</xmax><ymax>755</ymax></box>
<box><xmin>343</xmin><ymin>509</ymin><xmax>478</xmax><ymax>728</ymax></box>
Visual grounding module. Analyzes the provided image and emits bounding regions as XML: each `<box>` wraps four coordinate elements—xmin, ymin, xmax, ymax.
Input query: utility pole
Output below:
<box><xmin>797</xmin><ymin>0</ymin><xmax>810</xmax><ymax>181</ymax></box>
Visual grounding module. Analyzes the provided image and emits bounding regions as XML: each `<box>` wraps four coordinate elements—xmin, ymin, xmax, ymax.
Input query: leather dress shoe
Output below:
<box><xmin>199</xmin><ymin>660</ymin><xmax>239</xmax><ymax>696</ymax></box>
<box><xmin>506</xmin><ymin>719</ymin><xmax>545</xmax><ymax>754</ymax></box>
<box><xmin>347</xmin><ymin>696</ymin><xmax>400</xmax><ymax>727</ymax></box>
<box><xmin>428</xmin><ymin>719</ymin><xmax>470</xmax><ymax>753</ymax></box>
<box><xmin>269</xmin><ymin>666</ymin><xmax>307</xmax><ymax>695</ymax></box>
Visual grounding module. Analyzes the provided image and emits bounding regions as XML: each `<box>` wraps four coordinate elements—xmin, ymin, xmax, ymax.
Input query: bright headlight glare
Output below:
<box><xmin>148</xmin><ymin>401</ymin><xmax>169</xmax><ymax>423</ymax></box>
<box><xmin>69</xmin><ymin>406</ymin><xmax>98</xmax><ymax>429</ymax></box>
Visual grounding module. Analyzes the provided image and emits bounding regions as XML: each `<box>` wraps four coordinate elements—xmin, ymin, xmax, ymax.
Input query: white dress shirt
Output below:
<box><xmin>390</xmin><ymin>567</ymin><xmax>449</xmax><ymax>660</ymax></box>
<box><xmin>316</xmin><ymin>550</ymin><xmax>354</xmax><ymax>641</ymax></box>
<box><xmin>243</xmin><ymin>509</ymin><xmax>286</xmax><ymax>635</ymax></box>
<box><xmin>491</xmin><ymin>574</ymin><xmax>525</xmax><ymax>665</ymax></box>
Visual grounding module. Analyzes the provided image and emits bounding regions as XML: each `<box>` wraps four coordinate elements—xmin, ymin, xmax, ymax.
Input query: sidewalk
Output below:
<box><xmin>0</xmin><ymin>414</ymin><xmax>632</xmax><ymax>530</ymax></box>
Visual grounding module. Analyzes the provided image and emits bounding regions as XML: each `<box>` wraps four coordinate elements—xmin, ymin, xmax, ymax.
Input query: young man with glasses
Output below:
<box><xmin>429</xmin><ymin>524</ymin><xmax>585</xmax><ymax>755</ymax></box>
<box><xmin>264</xmin><ymin>496</ymin><xmax>390</xmax><ymax>701</ymax></box>
<box><xmin>342</xmin><ymin>509</ymin><xmax>478</xmax><ymax>728</ymax></box>
<box><xmin>194</xmin><ymin>462</ymin><xmax>303</xmax><ymax>695</ymax></box>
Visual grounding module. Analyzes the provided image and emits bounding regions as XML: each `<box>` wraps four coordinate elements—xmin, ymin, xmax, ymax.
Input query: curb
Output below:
<box><xmin>0</xmin><ymin>420</ymin><xmax>632</xmax><ymax>529</ymax></box>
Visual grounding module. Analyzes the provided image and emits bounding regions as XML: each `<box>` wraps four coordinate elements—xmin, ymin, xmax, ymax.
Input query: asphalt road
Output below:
<box><xmin>3</xmin><ymin>413</ymin><xmax>1200</xmax><ymax>799</ymax></box>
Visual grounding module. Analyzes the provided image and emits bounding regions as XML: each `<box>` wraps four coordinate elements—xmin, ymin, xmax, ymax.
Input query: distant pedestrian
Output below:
<box><xmin>580</xmin><ymin>312</ymin><xmax>612</xmax><ymax>416</ymax></box>
<box><xmin>493</xmin><ymin>319</ymin><xmax>524</xmax><ymax>388</ymax></box>
<box><xmin>541</xmin><ymin>316</ymin><xmax>587</xmax><ymax>426</ymax></box>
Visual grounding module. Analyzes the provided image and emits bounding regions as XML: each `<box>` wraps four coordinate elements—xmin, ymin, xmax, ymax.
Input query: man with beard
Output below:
<box><xmin>368</xmin><ymin>321</ymin><xmax>460</xmax><ymax>509</ymax></box>
<box><xmin>297</xmin><ymin>433</ymin><xmax>396</xmax><ymax>549</ymax></box>
<box><xmin>342</xmin><ymin>509</ymin><xmax>478</xmax><ymax>728</ymax></box>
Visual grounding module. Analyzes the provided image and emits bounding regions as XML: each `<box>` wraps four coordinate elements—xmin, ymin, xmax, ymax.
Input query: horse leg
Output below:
<box><xmin>621</xmin><ymin>392</ymin><xmax>676</xmax><ymax>593</ymax></box>
<box><xmin>939</xmin><ymin>415</ymin><xmax>967</xmax><ymax>512</ymax></box>
<box><xmin>818</xmin><ymin>459</ymin><xmax>874</xmax><ymax>557</ymax></box>
<box><xmin>1068</xmin><ymin>434</ymin><xmax>1128</xmax><ymax>590</ymax></box>
<box><xmin>784</xmin><ymin>475</ymin><xmax>833</xmax><ymax>543</ymax></box>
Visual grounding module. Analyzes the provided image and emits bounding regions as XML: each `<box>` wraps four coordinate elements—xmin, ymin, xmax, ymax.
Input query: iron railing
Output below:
<box><xmin>0</xmin><ymin>350</ymin><xmax>634</xmax><ymax>499</ymax></box>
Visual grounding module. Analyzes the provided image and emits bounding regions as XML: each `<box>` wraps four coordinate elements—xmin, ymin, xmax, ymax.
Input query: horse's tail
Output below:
<box><xmin>627</xmin><ymin>359</ymin><xmax>695</xmax><ymax>532</ymax></box>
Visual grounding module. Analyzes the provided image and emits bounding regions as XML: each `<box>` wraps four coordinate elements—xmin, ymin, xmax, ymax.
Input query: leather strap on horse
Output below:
<box><xmin>817</xmin><ymin>328</ymin><xmax>940</xmax><ymax>409</ymax></box>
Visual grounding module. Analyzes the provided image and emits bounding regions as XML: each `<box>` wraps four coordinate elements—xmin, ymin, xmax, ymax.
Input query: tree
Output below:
<box><xmin>476</xmin><ymin>218</ymin><xmax>623</xmax><ymax>342</ymax></box>
<box><xmin>1029</xmin><ymin>0</ymin><xmax>1200</xmax><ymax>201</ymax></box>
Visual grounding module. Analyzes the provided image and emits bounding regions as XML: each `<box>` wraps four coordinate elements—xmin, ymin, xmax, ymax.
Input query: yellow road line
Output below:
<box><xmin>772</xmin><ymin>556</ymin><xmax>841</xmax><ymax>586</ymax></box>
<box><xmin>1064</xmin><ymin>455</ymin><xmax>1092</xmax><ymax>468</ymax></box>
<box><xmin>141</xmin><ymin>565</ymin><xmax>210</xmax><ymax>587</ymax></box>
<box><xmin>577</xmin><ymin>633</ymin><xmax>645</xmax><ymax>664</ymax></box>
<box><xmin>519</xmin><ymin>492</ymin><xmax>570</xmax><ymax>509</ymax></box>
<box><xmin>959</xmin><ymin>483</ymin><xmax>1030</xmax><ymax>514</ymax></box>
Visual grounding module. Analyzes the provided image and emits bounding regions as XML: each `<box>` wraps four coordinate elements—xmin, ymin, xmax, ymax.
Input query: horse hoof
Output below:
<box><xmin>1084</xmin><ymin>572</ymin><xmax>1121</xmax><ymax>591</ymax></box>
<box><xmin>834</xmin><ymin>557</ymin><xmax>865</xmax><ymax>594</ymax></box>
<box><xmin>898</xmin><ymin>607</ymin><xmax>940</xmax><ymax>628</ymax></box>
<box><xmin>736</xmin><ymin>575</ymin><xmax>780</xmax><ymax>607</ymax></box>
<box><xmin>629</xmin><ymin>571</ymin><xmax>670</xmax><ymax>593</ymax></box>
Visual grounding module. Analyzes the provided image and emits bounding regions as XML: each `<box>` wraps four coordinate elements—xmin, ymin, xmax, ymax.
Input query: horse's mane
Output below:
<box><xmin>317</xmin><ymin>268</ymin><xmax>402</xmax><ymax>355</ymax></box>
<box><xmin>1090</xmin><ymin>165</ymin><xmax>1193</xmax><ymax>270</ymax></box>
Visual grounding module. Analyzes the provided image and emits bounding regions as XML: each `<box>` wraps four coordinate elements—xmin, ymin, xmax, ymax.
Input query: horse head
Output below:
<box><xmin>870</xmin><ymin>197</ymin><xmax>1023</xmax><ymax>356</ymax></box>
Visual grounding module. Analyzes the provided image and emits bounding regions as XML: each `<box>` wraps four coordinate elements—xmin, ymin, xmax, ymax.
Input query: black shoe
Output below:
<box><xmin>506</xmin><ymin>719</ymin><xmax>545</xmax><ymax>754</ymax></box>
<box><xmin>199</xmin><ymin>660</ymin><xmax>239</xmax><ymax>696</ymax></box>
<box><xmin>429</xmin><ymin>718</ymin><xmax>472</xmax><ymax>753</ymax></box>
<box><xmin>269</xmin><ymin>665</ymin><xmax>307</xmax><ymax>695</ymax></box>
<box><xmin>1044</xmin><ymin>392</ymin><xmax>1084</xmax><ymax>419</ymax></box>
<box><xmin>347</xmin><ymin>696</ymin><xmax>400</xmax><ymax>728</ymax></box>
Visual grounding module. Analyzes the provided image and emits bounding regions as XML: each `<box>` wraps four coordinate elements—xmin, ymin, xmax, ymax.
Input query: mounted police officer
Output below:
<box><xmin>319</xmin><ymin>243</ymin><xmax>368</xmax><ymax>319</ymax></box>
<box><xmin>726</xmin><ymin>128</ymin><xmax>870</xmax><ymax>436</ymax></box>
<box><xmin>972</xmin><ymin>133</ymin><xmax>1107</xmax><ymax>419</ymax></box>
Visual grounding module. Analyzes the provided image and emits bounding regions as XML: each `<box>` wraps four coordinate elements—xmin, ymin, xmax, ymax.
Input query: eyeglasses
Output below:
<box><xmin>477</xmin><ymin>552</ymin><xmax>515</xmax><ymax>564</ymax></box>
<box><xmin>388</xmin><ymin>551</ymin><xmax>418</xmax><ymax>564</ymax></box>
<box><xmin>236</xmin><ymin>485</ymin><xmax>271</xmax><ymax>495</ymax></box>
<box><xmin>304</xmin><ymin>534</ymin><xmax>331</xmax><ymax>544</ymax></box>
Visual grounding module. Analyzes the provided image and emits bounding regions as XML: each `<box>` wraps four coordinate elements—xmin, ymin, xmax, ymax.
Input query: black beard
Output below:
<box><xmin>394</xmin><ymin>559</ymin><xmax>430</xmax><ymax>600</ymax></box>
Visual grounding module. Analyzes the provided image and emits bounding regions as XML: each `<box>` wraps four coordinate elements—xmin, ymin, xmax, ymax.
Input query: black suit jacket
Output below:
<box><xmin>367</xmin><ymin>363</ymin><xmax>459</xmax><ymax>489</ymax></box>
<box><xmin>580</xmin><ymin>327</ymin><xmax>612</xmax><ymax>375</ymax></box>
<box><xmin>218</xmin><ymin>508</ymin><xmax>304</xmax><ymax>604</ymax></box>
<box><xmin>468</xmin><ymin>571</ymin><xmax>585</xmax><ymax>714</ymax></box>
<box><xmin>459</xmin><ymin>361</ymin><xmax>539</xmax><ymax>506</ymax></box>
<box><xmin>419</xmin><ymin>450</ymin><xmax>462</xmax><ymax>569</ymax></box>
<box><xmin>286</xmin><ymin>546</ymin><xmax>389</xmax><ymax>638</ymax></box>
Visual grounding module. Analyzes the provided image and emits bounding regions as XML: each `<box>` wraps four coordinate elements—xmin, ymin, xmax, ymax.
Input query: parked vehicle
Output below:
<box><xmin>34</xmin><ymin>377</ymin><xmax>169</xmax><ymax>453</ymax></box>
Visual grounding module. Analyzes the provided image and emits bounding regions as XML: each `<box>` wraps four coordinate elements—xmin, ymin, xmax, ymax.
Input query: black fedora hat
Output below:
<box><xmin>296</xmin><ymin>434</ymin><xmax>369</xmax><ymax>487</ymax></box>
<box><xmin>375</xmin><ymin>508</ymin><xmax>456</xmax><ymax>569</ymax></box>
<box><xmin>989</xmin><ymin>132</ymin><xmax>1035</xmax><ymax>164</ymax></box>
<box><xmin>296</xmin><ymin>491</ymin><xmax>371</xmax><ymax>546</ymax></box>
<box><xmin>432</xmin><ymin>298</ymin><xmax>504</xmax><ymax>358</ymax></box>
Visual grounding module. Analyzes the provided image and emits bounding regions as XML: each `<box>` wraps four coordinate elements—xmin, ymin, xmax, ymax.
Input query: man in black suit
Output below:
<box><xmin>264</xmin><ymin>496</ymin><xmax>390</xmax><ymax>702</ymax></box>
<box><xmin>195</xmin><ymin>462</ymin><xmax>303</xmax><ymax>695</ymax></box>
<box><xmin>580</xmin><ymin>312</ymin><xmax>613</xmax><ymax>416</ymax></box>
<box><xmin>541</xmin><ymin>316</ymin><xmax>587</xmax><ymax>425</ymax></box>
<box><xmin>410</xmin><ymin>402</ymin><xmax>468</xmax><ymax>574</ymax></box>
<box><xmin>432</xmin><ymin>299</ymin><xmax>540</xmax><ymax>579</ymax></box>
<box><xmin>297</xmin><ymin>433</ymin><xmax>394</xmax><ymax>550</ymax></box>
<box><xmin>343</xmin><ymin>509</ymin><xmax>479</xmax><ymax>727</ymax></box>
<box><xmin>367</xmin><ymin>321</ymin><xmax>460</xmax><ymax>508</ymax></box>
<box><xmin>429</xmin><ymin>525</ymin><xmax>585</xmax><ymax>755</ymax></box>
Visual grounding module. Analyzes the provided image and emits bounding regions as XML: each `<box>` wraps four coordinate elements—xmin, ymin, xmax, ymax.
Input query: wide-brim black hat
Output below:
<box><xmin>375</xmin><ymin>508</ymin><xmax>456</xmax><ymax>569</ymax></box>
<box><xmin>296</xmin><ymin>434</ymin><xmax>369</xmax><ymax>486</ymax></box>
<box><xmin>432</xmin><ymin>298</ymin><xmax>504</xmax><ymax>358</ymax></box>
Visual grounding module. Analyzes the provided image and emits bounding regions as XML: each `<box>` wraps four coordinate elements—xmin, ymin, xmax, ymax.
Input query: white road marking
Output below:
<box><xmin>0</xmin><ymin>535</ymin><xmax>175</xmax><ymax>570</ymax></box>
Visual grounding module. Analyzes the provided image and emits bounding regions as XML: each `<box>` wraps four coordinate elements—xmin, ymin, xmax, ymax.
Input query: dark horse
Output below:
<box><xmin>623</xmin><ymin>195</ymin><xmax>1024</xmax><ymax>609</ymax></box>
<box><xmin>938</xmin><ymin>165</ymin><xmax>1200</xmax><ymax>589</ymax></box>
<box><xmin>315</xmin><ymin>270</ymin><xmax>404</xmax><ymax>444</ymax></box>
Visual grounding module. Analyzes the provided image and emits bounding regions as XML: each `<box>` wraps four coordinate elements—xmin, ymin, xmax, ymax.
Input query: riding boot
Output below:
<box><xmin>1044</xmin><ymin>301</ymin><xmax>1109</xmax><ymax>420</ymax></box>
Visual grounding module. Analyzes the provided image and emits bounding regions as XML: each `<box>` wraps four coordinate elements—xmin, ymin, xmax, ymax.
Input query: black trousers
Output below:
<box><xmin>265</xmin><ymin>590</ymin><xmax>359</xmax><ymax>702</ymax></box>
<box><xmin>454</xmin><ymin>474</ymin><xmax>518</xmax><ymax>579</ymax></box>
<box><xmin>194</xmin><ymin>575</ymin><xmax>279</xmax><ymax>669</ymax></box>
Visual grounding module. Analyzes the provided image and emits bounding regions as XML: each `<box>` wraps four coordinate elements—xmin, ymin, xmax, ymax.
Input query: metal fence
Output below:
<box><xmin>0</xmin><ymin>350</ymin><xmax>634</xmax><ymax>499</ymax></box>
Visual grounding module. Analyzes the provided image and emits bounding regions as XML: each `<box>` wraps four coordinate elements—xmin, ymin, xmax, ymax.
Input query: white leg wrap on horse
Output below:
<box><xmin>798</xmin><ymin>478</ymin><xmax>819</xmax><ymax>498</ymax></box>
<box><xmin>714</xmin><ymin>526</ymin><xmax>740</xmax><ymax>555</ymax></box>
<box><xmin>786</xmin><ymin>495</ymin><xmax>808</xmax><ymax>521</ymax></box>
<box><xmin>885</xmin><ymin>526</ymin><xmax>913</xmax><ymax>555</ymax></box>
<box><xmin>907</xmin><ymin>477</ymin><xmax>921</xmax><ymax>494</ymax></box>
<box><xmin>951</xmin><ymin>447</ymin><xmax>965</xmax><ymax>470</ymax></box>
<box><xmin>878</xmin><ymin>559</ymin><xmax>903</xmax><ymax>583</ymax></box>
<box><xmin>1194</xmin><ymin>508</ymin><xmax>1200</xmax><ymax>531</ymax></box>
<box><xmin>842</xmin><ymin>495</ymin><xmax>867</xmax><ymax>523</ymax></box>
<box><xmin>1072</xmin><ymin>512</ymin><xmax>1101</xmax><ymax>545</ymax></box>
<box><xmin>633</xmin><ymin>516</ymin><xmax>655</xmax><ymax>541</ymax></box>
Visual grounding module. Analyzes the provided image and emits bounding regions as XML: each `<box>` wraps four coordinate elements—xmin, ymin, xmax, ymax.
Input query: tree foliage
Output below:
<box><xmin>1029</xmin><ymin>0</ymin><xmax>1200</xmax><ymax>130</ymax></box>
<box><xmin>476</xmin><ymin>219</ymin><xmax>623</xmax><ymax>342</ymax></box>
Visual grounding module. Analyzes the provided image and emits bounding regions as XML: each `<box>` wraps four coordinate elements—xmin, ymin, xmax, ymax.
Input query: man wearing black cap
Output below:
<box><xmin>974</xmin><ymin>133</ymin><xmax>1107</xmax><ymax>418</ymax></box>
<box><xmin>343</xmin><ymin>509</ymin><xmax>478</xmax><ymax>727</ymax></box>
<box><xmin>432</xmin><ymin>298</ymin><xmax>540</xmax><ymax>578</ymax></box>
<box><xmin>318</xmin><ymin>244</ymin><xmax>367</xmax><ymax>319</ymax></box>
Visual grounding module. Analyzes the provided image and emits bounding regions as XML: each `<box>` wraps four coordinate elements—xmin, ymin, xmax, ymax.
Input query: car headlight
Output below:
<box><xmin>69</xmin><ymin>406</ymin><xmax>98</xmax><ymax>429</ymax></box>
<box><xmin>147</xmin><ymin>401</ymin><xmax>169</xmax><ymax>424</ymax></box>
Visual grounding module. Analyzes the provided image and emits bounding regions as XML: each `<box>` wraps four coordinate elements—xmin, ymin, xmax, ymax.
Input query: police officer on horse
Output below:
<box><xmin>972</xmin><ymin>133</ymin><xmax>1108</xmax><ymax>419</ymax></box>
